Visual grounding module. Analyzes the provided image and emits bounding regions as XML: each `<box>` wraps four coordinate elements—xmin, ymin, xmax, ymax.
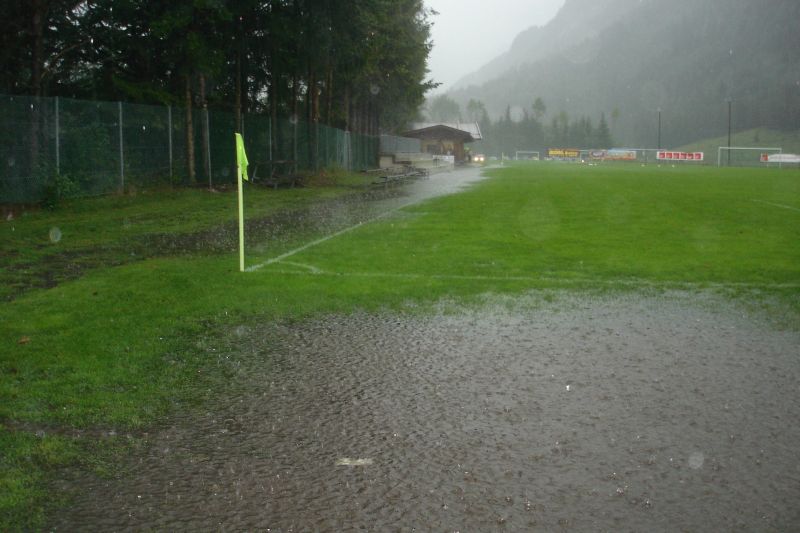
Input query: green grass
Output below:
<box><xmin>0</xmin><ymin>427</ymin><xmax>79</xmax><ymax>529</ymax></box>
<box><xmin>0</xmin><ymin>176</ymin><xmax>373</xmax><ymax>300</ymax></box>
<box><xmin>2</xmin><ymin>162</ymin><xmax>799</xmax><ymax>529</ymax></box>
<box><xmin>285</xmin><ymin>163</ymin><xmax>799</xmax><ymax>285</ymax></box>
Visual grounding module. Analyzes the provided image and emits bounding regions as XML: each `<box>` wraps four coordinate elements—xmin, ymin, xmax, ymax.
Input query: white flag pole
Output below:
<box><xmin>237</xmin><ymin>164</ymin><xmax>245</xmax><ymax>272</ymax></box>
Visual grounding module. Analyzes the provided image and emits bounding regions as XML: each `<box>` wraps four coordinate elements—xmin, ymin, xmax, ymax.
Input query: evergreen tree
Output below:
<box><xmin>532</xmin><ymin>97</ymin><xmax>546</xmax><ymax>121</ymax></box>
<box><xmin>596</xmin><ymin>112</ymin><xmax>612</xmax><ymax>149</ymax></box>
<box><xmin>1</xmin><ymin>0</ymin><xmax>436</xmax><ymax>135</ymax></box>
<box><xmin>426</xmin><ymin>94</ymin><xmax>461</xmax><ymax>122</ymax></box>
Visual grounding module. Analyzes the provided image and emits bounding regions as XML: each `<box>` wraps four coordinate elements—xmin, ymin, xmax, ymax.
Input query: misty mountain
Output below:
<box><xmin>448</xmin><ymin>0</ymin><xmax>800</xmax><ymax>148</ymax></box>
<box><xmin>452</xmin><ymin>0</ymin><xmax>639</xmax><ymax>91</ymax></box>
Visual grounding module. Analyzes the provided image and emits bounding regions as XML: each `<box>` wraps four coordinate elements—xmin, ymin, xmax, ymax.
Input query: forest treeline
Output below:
<box><xmin>1</xmin><ymin>1</ymin><xmax>435</xmax><ymax>138</ymax></box>
<box><xmin>427</xmin><ymin>94</ymin><xmax>613</xmax><ymax>156</ymax></box>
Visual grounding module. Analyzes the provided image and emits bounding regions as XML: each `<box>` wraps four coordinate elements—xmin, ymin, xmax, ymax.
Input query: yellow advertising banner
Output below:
<box><xmin>547</xmin><ymin>148</ymin><xmax>581</xmax><ymax>159</ymax></box>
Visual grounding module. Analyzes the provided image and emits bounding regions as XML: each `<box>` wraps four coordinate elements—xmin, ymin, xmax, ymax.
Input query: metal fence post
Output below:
<box><xmin>292</xmin><ymin>118</ymin><xmax>298</xmax><ymax>174</ymax></box>
<box><xmin>118</xmin><ymin>101</ymin><xmax>124</xmax><ymax>191</ymax></box>
<box><xmin>55</xmin><ymin>96</ymin><xmax>60</xmax><ymax>175</ymax></box>
<box><xmin>167</xmin><ymin>105</ymin><xmax>173</xmax><ymax>179</ymax></box>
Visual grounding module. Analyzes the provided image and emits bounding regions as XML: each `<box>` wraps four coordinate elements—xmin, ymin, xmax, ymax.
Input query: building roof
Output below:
<box><xmin>405</xmin><ymin>122</ymin><xmax>483</xmax><ymax>142</ymax></box>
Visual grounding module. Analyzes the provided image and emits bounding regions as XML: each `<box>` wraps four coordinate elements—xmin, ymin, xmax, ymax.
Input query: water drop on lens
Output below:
<box><xmin>688</xmin><ymin>452</ymin><xmax>704</xmax><ymax>469</ymax></box>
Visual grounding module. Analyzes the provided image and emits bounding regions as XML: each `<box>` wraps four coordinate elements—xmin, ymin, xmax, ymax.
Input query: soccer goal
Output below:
<box><xmin>717</xmin><ymin>146</ymin><xmax>782</xmax><ymax>167</ymax></box>
<box><xmin>515</xmin><ymin>151</ymin><xmax>540</xmax><ymax>161</ymax></box>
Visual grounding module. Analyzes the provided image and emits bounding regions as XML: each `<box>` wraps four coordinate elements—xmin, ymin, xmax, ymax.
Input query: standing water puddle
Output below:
<box><xmin>49</xmin><ymin>292</ymin><xmax>800</xmax><ymax>531</ymax></box>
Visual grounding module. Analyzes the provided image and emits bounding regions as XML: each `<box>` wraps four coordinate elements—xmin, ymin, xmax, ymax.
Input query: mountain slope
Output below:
<box><xmin>452</xmin><ymin>0</ymin><xmax>639</xmax><ymax>91</ymax></box>
<box><xmin>448</xmin><ymin>0</ymin><xmax>800</xmax><ymax>147</ymax></box>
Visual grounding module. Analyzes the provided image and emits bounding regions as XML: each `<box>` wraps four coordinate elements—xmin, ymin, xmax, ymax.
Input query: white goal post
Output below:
<box><xmin>717</xmin><ymin>146</ymin><xmax>782</xmax><ymax>167</ymax></box>
<box><xmin>515</xmin><ymin>151</ymin><xmax>540</xmax><ymax>160</ymax></box>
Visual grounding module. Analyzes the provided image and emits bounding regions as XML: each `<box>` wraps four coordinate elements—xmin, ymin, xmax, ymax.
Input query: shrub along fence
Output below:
<box><xmin>0</xmin><ymin>94</ymin><xmax>381</xmax><ymax>204</ymax></box>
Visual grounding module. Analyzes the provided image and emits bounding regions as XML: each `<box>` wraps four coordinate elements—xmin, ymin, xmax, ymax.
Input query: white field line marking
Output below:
<box><xmin>263</xmin><ymin>268</ymin><xmax>800</xmax><ymax>289</ymax></box>
<box><xmin>752</xmin><ymin>199</ymin><xmax>800</xmax><ymax>213</ymax></box>
<box><xmin>245</xmin><ymin>200</ymin><xmax>420</xmax><ymax>272</ymax></box>
<box><xmin>279</xmin><ymin>261</ymin><xmax>323</xmax><ymax>274</ymax></box>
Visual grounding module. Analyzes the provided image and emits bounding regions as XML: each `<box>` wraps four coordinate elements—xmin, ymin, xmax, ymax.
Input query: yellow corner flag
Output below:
<box><xmin>235</xmin><ymin>132</ymin><xmax>249</xmax><ymax>181</ymax></box>
<box><xmin>236</xmin><ymin>133</ymin><xmax>248</xmax><ymax>271</ymax></box>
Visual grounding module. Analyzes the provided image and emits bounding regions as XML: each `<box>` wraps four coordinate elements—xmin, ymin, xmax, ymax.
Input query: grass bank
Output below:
<box><xmin>2</xmin><ymin>162</ymin><xmax>799</xmax><ymax>529</ymax></box>
<box><xmin>0</xmin><ymin>170</ymin><xmax>372</xmax><ymax>301</ymax></box>
<box><xmin>678</xmin><ymin>127</ymin><xmax>800</xmax><ymax>162</ymax></box>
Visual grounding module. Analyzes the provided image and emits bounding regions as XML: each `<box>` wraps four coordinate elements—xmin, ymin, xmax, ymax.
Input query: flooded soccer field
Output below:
<box><xmin>50</xmin><ymin>293</ymin><xmax>800</xmax><ymax>531</ymax></box>
<box><xmin>5</xmin><ymin>163</ymin><xmax>798</xmax><ymax>530</ymax></box>
<box><xmin>5</xmin><ymin>1</ymin><xmax>800</xmax><ymax>528</ymax></box>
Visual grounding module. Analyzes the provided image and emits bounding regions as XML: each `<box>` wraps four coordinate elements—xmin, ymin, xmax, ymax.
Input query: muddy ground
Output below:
<box><xmin>49</xmin><ymin>292</ymin><xmax>800</xmax><ymax>531</ymax></box>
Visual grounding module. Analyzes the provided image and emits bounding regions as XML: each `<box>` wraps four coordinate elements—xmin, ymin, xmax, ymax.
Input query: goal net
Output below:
<box><xmin>515</xmin><ymin>151</ymin><xmax>540</xmax><ymax>160</ymax></box>
<box><xmin>717</xmin><ymin>146</ymin><xmax>782</xmax><ymax>167</ymax></box>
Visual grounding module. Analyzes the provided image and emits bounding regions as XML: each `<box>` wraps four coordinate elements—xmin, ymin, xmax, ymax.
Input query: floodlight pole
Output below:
<box><xmin>726</xmin><ymin>99</ymin><xmax>732</xmax><ymax>166</ymax></box>
<box><xmin>657</xmin><ymin>108</ymin><xmax>662</xmax><ymax>150</ymax></box>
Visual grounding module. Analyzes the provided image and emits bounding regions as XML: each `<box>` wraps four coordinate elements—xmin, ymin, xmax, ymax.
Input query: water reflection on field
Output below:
<box><xmin>51</xmin><ymin>293</ymin><xmax>800</xmax><ymax>531</ymax></box>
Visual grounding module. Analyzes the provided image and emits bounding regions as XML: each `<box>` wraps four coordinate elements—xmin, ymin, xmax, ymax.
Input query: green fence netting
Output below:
<box><xmin>1</xmin><ymin>94</ymin><xmax>381</xmax><ymax>204</ymax></box>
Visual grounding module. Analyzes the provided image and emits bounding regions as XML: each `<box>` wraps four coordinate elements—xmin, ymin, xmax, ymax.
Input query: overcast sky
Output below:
<box><xmin>424</xmin><ymin>0</ymin><xmax>566</xmax><ymax>93</ymax></box>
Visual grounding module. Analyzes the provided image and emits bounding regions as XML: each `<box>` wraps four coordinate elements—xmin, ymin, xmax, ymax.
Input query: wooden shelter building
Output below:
<box><xmin>402</xmin><ymin>122</ymin><xmax>483</xmax><ymax>163</ymax></box>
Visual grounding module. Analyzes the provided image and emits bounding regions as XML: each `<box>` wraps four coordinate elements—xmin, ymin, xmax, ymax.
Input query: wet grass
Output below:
<box><xmin>0</xmin><ymin>176</ymin><xmax>372</xmax><ymax>301</ymax></box>
<box><xmin>284</xmin><ymin>163</ymin><xmax>800</xmax><ymax>286</ymax></box>
<box><xmin>2</xmin><ymin>162</ymin><xmax>799</xmax><ymax>529</ymax></box>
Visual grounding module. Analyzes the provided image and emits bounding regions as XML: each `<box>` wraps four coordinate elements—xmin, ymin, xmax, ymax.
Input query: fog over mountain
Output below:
<box><xmin>451</xmin><ymin>0</ymin><xmax>637</xmax><ymax>91</ymax></box>
<box><xmin>447</xmin><ymin>0</ymin><xmax>800</xmax><ymax>147</ymax></box>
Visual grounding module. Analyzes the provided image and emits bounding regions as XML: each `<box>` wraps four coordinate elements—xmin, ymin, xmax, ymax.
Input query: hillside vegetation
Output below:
<box><xmin>678</xmin><ymin>128</ymin><xmax>800</xmax><ymax>161</ymax></box>
<box><xmin>448</xmin><ymin>0</ymin><xmax>800</xmax><ymax>148</ymax></box>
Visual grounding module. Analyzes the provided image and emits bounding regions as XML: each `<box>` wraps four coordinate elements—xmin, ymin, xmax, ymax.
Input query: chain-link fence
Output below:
<box><xmin>1</xmin><ymin>94</ymin><xmax>381</xmax><ymax>204</ymax></box>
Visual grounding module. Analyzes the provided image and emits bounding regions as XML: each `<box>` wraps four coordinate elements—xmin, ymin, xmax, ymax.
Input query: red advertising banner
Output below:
<box><xmin>657</xmin><ymin>151</ymin><xmax>704</xmax><ymax>161</ymax></box>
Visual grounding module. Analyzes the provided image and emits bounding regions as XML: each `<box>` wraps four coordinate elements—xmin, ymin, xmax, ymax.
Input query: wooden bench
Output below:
<box><xmin>251</xmin><ymin>160</ymin><xmax>301</xmax><ymax>189</ymax></box>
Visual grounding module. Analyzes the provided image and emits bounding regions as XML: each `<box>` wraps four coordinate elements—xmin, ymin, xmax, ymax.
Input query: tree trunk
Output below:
<box><xmin>234</xmin><ymin>42</ymin><xmax>242</xmax><ymax>132</ymax></box>
<box><xmin>29</xmin><ymin>0</ymin><xmax>46</xmax><ymax>175</ymax></box>
<box><xmin>308</xmin><ymin>68</ymin><xmax>319</xmax><ymax>169</ymax></box>
<box><xmin>269</xmin><ymin>73</ymin><xmax>278</xmax><ymax>161</ymax></box>
<box><xmin>268</xmin><ymin>40</ymin><xmax>279</xmax><ymax>162</ymax></box>
<box><xmin>344</xmin><ymin>86</ymin><xmax>351</xmax><ymax>132</ymax></box>
<box><xmin>199</xmin><ymin>74</ymin><xmax>211</xmax><ymax>188</ymax></box>
<box><xmin>291</xmin><ymin>73</ymin><xmax>298</xmax><ymax>174</ymax></box>
<box><xmin>30</xmin><ymin>0</ymin><xmax>45</xmax><ymax>97</ymax></box>
<box><xmin>184</xmin><ymin>74</ymin><xmax>196</xmax><ymax>184</ymax></box>
<box><xmin>326</xmin><ymin>66</ymin><xmax>333</xmax><ymax>125</ymax></box>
